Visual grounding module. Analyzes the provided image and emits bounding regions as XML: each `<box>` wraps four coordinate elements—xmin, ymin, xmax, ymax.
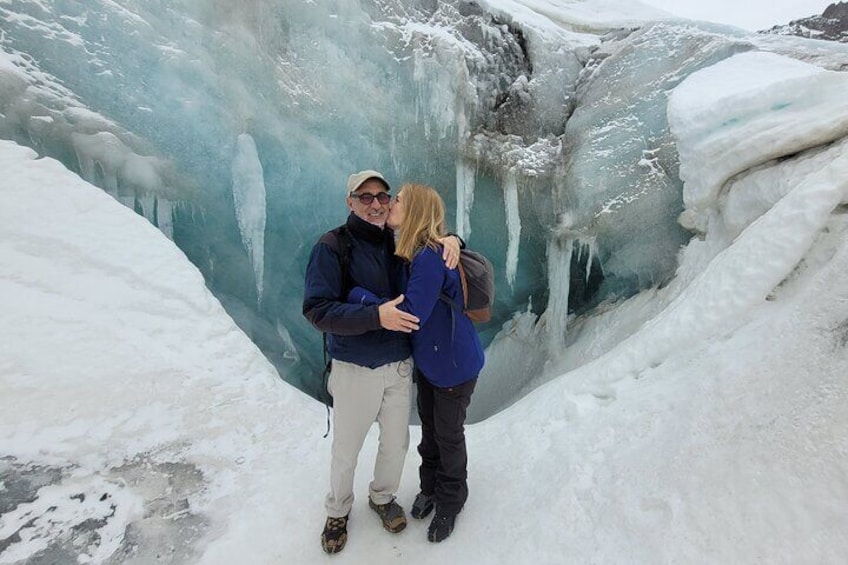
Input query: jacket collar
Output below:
<box><xmin>346</xmin><ymin>212</ymin><xmax>393</xmax><ymax>244</ymax></box>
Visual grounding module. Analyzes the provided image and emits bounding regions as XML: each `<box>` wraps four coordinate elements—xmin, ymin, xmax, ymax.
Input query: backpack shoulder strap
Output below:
<box><xmin>317</xmin><ymin>225</ymin><xmax>353</xmax><ymax>425</ymax></box>
<box><xmin>457</xmin><ymin>260</ymin><xmax>469</xmax><ymax>310</ymax></box>
<box><xmin>439</xmin><ymin>260</ymin><xmax>467</xmax><ymax>313</ymax></box>
<box><xmin>319</xmin><ymin>225</ymin><xmax>353</xmax><ymax>296</ymax></box>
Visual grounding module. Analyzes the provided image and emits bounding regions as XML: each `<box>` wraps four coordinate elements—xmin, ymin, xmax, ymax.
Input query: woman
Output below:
<box><xmin>348</xmin><ymin>183</ymin><xmax>484</xmax><ymax>542</ymax></box>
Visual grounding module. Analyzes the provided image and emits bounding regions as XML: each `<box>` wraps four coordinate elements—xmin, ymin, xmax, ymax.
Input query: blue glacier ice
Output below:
<box><xmin>2</xmin><ymin>0</ymin><xmax>848</xmax><ymax>419</ymax></box>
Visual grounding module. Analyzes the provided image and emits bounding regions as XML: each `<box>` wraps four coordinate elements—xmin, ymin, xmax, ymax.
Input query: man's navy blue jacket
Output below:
<box><xmin>302</xmin><ymin>213</ymin><xmax>411</xmax><ymax>368</ymax></box>
<box><xmin>349</xmin><ymin>245</ymin><xmax>484</xmax><ymax>387</ymax></box>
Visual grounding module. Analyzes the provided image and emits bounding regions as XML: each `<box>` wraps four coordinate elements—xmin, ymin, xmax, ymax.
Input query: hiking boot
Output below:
<box><xmin>427</xmin><ymin>513</ymin><xmax>456</xmax><ymax>543</ymax></box>
<box><xmin>368</xmin><ymin>497</ymin><xmax>407</xmax><ymax>533</ymax></box>
<box><xmin>321</xmin><ymin>515</ymin><xmax>349</xmax><ymax>554</ymax></box>
<box><xmin>410</xmin><ymin>492</ymin><xmax>435</xmax><ymax>519</ymax></box>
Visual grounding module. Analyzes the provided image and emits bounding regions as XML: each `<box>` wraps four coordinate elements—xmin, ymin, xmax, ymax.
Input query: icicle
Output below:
<box><xmin>546</xmin><ymin>234</ymin><xmax>573</xmax><ymax>356</ymax></box>
<box><xmin>504</xmin><ymin>171</ymin><xmax>521</xmax><ymax>289</ymax></box>
<box><xmin>276</xmin><ymin>321</ymin><xmax>300</xmax><ymax>363</ymax></box>
<box><xmin>155</xmin><ymin>197</ymin><xmax>174</xmax><ymax>240</ymax></box>
<box><xmin>455</xmin><ymin>94</ymin><xmax>474</xmax><ymax>240</ymax></box>
<box><xmin>138</xmin><ymin>195</ymin><xmax>155</xmax><ymax>224</ymax></box>
<box><xmin>456</xmin><ymin>159</ymin><xmax>475</xmax><ymax>240</ymax></box>
<box><xmin>231</xmin><ymin>133</ymin><xmax>267</xmax><ymax>306</ymax></box>
<box><xmin>74</xmin><ymin>149</ymin><xmax>96</xmax><ymax>187</ymax></box>
<box><xmin>585</xmin><ymin>238</ymin><xmax>600</xmax><ymax>285</ymax></box>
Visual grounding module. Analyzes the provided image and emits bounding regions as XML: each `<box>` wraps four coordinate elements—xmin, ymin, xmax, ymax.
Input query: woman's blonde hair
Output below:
<box><xmin>394</xmin><ymin>183</ymin><xmax>447</xmax><ymax>262</ymax></box>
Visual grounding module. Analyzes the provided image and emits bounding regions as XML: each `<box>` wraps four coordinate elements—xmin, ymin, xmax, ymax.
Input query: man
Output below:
<box><xmin>303</xmin><ymin>170</ymin><xmax>458</xmax><ymax>554</ymax></box>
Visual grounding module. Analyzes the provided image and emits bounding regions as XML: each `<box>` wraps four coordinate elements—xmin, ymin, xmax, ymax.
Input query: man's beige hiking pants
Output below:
<box><xmin>325</xmin><ymin>357</ymin><xmax>412</xmax><ymax>518</ymax></box>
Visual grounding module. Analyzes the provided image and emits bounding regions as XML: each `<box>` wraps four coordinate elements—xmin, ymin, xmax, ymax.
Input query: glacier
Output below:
<box><xmin>2</xmin><ymin>1</ymin><xmax>848</xmax><ymax>560</ymax></box>
<box><xmin>2</xmin><ymin>0</ymin><xmax>848</xmax><ymax>419</ymax></box>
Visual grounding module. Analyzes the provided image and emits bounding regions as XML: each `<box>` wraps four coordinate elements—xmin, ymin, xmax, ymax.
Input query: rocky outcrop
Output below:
<box><xmin>761</xmin><ymin>2</ymin><xmax>848</xmax><ymax>43</ymax></box>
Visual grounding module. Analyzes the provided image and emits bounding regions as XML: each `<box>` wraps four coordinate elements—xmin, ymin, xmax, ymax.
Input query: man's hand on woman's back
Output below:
<box><xmin>439</xmin><ymin>236</ymin><xmax>461</xmax><ymax>270</ymax></box>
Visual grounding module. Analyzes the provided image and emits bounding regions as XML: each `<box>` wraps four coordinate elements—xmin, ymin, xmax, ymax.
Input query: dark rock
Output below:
<box><xmin>760</xmin><ymin>2</ymin><xmax>848</xmax><ymax>43</ymax></box>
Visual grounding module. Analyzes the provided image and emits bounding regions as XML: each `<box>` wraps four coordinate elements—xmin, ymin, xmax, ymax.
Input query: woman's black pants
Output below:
<box><xmin>415</xmin><ymin>370</ymin><xmax>477</xmax><ymax>517</ymax></box>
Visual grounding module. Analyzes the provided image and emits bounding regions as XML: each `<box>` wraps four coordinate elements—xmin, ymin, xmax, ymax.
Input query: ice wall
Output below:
<box><xmin>0</xmin><ymin>0</ymin><xmax>579</xmax><ymax>403</ymax></box>
<box><xmin>0</xmin><ymin>45</ymin><xmax>183</xmax><ymax>237</ymax></box>
<box><xmin>511</xmin><ymin>48</ymin><xmax>848</xmax><ymax>403</ymax></box>
<box><xmin>4</xmin><ymin>0</ymin><xmax>845</xmax><ymax>417</ymax></box>
<box><xmin>466</xmin><ymin>22</ymin><xmax>763</xmax><ymax>414</ymax></box>
<box><xmin>469</xmin><ymin>22</ymin><xmax>848</xmax><ymax>419</ymax></box>
<box><xmin>554</xmin><ymin>22</ymin><xmax>752</xmax><ymax>297</ymax></box>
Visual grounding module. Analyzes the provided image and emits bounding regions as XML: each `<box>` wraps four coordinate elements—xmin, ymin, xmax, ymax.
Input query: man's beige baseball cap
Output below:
<box><xmin>346</xmin><ymin>170</ymin><xmax>390</xmax><ymax>194</ymax></box>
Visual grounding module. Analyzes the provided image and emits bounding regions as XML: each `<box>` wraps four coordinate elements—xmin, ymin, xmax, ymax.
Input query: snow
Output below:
<box><xmin>0</xmin><ymin>140</ymin><xmax>320</xmax><ymax>563</ymax></box>
<box><xmin>669</xmin><ymin>51</ymin><xmax>848</xmax><ymax>233</ymax></box>
<box><xmin>639</xmin><ymin>0</ymin><xmax>835</xmax><ymax>31</ymax></box>
<box><xmin>481</xmin><ymin>0</ymin><xmax>674</xmax><ymax>32</ymax></box>
<box><xmin>482</xmin><ymin>0</ymin><xmax>837</xmax><ymax>38</ymax></box>
<box><xmin>0</xmin><ymin>475</ymin><xmax>143</xmax><ymax>564</ymax></box>
<box><xmin>2</xmin><ymin>133</ymin><xmax>846</xmax><ymax>562</ymax></box>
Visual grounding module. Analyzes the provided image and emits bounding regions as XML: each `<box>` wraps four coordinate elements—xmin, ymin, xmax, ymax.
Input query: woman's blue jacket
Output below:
<box><xmin>349</xmin><ymin>245</ymin><xmax>484</xmax><ymax>387</ymax></box>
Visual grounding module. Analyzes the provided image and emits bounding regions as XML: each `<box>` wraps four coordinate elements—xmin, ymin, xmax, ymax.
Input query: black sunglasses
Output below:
<box><xmin>350</xmin><ymin>191</ymin><xmax>391</xmax><ymax>205</ymax></box>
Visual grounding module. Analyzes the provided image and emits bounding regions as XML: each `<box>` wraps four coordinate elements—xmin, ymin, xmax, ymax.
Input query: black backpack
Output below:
<box><xmin>319</xmin><ymin>225</ymin><xmax>353</xmax><ymax>298</ymax></box>
<box><xmin>310</xmin><ymin>225</ymin><xmax>353</xmax><ymax>434</ymax></box>
<box><xmin>316</xmin><ymin>226</ymin><xmax>352</xmax><ymax>409</ymax></box>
